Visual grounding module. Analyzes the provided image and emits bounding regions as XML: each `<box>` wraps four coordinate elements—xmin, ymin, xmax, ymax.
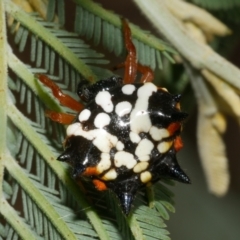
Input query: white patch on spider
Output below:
<box><xmin>138</xmin><ymin>155</ymin><xmax>150</xmax><ymax>161</ymax></box>
<box><xmin>160</xmin><ymin>87</ymin><xmax>168</xmax><ymax>92</ymax></box>
<box><xmin>94</xmin><ymin>112</ymin><xmax>111</xmax><ymax>128</ymax></box>
<box><xmin>130</xmin><ymin>82</ymin><xmax>157</xmax><ymax>134</ymax></box>
<box><xmin>135</xmin><ymin>139</ymin><xmax>154</xmax><ymax>161</ymax></box>
<box><xmin>140</xmin><ymin>171</ymin><xmax>152</xmax><ymax>183</ymax></box>
<box><xmin>157</xmin><ymin>141</ymin><xmax>172</xmax><ymax>154</ymax></box>
<box><xmin>67</xmin><ymin>123</ymin><xmax>118</xmax><ymax>153</ymax></box>
<box><xmin>149</xmin><ymin>126</ymin><xmax>170</xmax><ymax>141</ymax></box>
<box><xmin>133</xmin><ymin>162</ymin><xmax>149</xmax><ymax>173</ymax></box>
<box><xmin>122</xmin><ymin>84</ymin><xmax>136</xmax><ymax>95</ymax></box>
<box><xmin>115</xmin><ymin>101</ymin><xmax>132</xmax><ymax>117</ymax></box>
<box><xmin>78</xmin><ymin>109</ymin><xmax>91</xmax><ymax>122</ymax></box>
<box><xmin>116</xmin><ymin>141</ymin><xmax>124</xmax><ymax>151</ymax></box>
<box><xmin>102</xmin><ymin>169</ymin><xmax>117</xmax><ymax>180</ymax></box>
<box><xmin>129</xmin><ymin>131</ymin><xmax>141</xmax><ymax>143</ymax></box>
<box><xmin>96</xmin><ymin>153</ymin><xmax>111</xmax><ymax>173</ymax></box>
<box><xmin>114</xmin><ymin>151</ymin><xmax>137</xmax><ymax>169</ymax></box>
<box><xmin>95</xmin><ymin>91</ymin><xmax>113</xmax><ymax>113</ymax></box>
<box><xmin>66</xmin><ymin>122</ymin><xmax>81</xmax><ymax>136</ymax></box>
<box><xmin>93</xmin><ymin>132</ymin><xmax>118</xmax><ymax>153</ymax></box>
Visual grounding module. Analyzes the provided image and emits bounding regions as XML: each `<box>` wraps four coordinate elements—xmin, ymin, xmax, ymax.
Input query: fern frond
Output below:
<box><xmin>4</xmin><ymin>155</ymin><xmax>77</xmax><ymax>239</ymax></box>
<box><xmin>1</xmin><ymin>1</ymin><xmax>177</xmax><ymax>239</ymax></box>
<box><xmin>0</xmin><ymin>0</ymin><xmax>7</xmax><ymax>204</ymax></box>
<box><xmin>6</xmin><ymin>0</ymin><xmax>112</xmax><ymax>83</ymax></box>
<box><xmin>1</xmin><ymin>198</ymin><xmax>38</xmax><ymax>240</ymax></box>
<box><xmin>47</xmin><ymin>0</ymin><xmax>177</xmax><ymax>69</ymax></box>
<box><xmin>6</xmin><ymin>102</ymin><xmax>110</xmax><ymax>239</ymax></box>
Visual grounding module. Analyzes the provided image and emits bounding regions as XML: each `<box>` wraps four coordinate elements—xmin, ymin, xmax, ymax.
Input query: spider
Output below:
<box><xmin>37</xmin><ymin>19</ymin><xmax>190</xmax><ymax>215</ymax></box>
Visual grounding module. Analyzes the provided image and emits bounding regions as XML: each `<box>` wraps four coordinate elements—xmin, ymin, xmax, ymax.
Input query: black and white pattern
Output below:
<box><xmin>58</xmin><ymin>77</ymin><xmax>190</xmax><ymax>215</ymax></box>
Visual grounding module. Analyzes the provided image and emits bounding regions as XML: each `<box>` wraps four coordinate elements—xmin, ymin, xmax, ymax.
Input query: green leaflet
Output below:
<box><xmin>1</xmin><ymin>0</ymin><xmax>176</xmax><ymax>239</ymax></box>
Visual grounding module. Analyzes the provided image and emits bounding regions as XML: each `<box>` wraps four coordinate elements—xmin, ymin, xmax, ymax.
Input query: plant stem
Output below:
<box><xmin>0</xmin><ymin>0</ymin><xmax>8</xmax><ymax>204</ymax></box>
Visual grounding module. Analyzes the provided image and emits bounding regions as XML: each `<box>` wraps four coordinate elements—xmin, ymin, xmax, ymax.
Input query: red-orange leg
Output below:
<box><xmin>167</xmin><ymin>122</ymin><xmax>181</xmax><ymax>135</ymax></box>
<box><xmin>82</xmin><ymin>166</ymin><xmax>99</xmax><ymax>176</ymax></box>
<box><xmin>174</xmin><ymin>136</ymin><xmax>183</xmax><ymax>152</ymax></box>
<box><xmin>122</xmin><ymin>19</ymin><xmax>138</xmax><ymax>84</ymax></box>
<box><xmin>45</xmin><ymin>110</ymin><xmax>75</xmax><ymax>125</ymax></box>
<box><xmin>92</xmin><ymin>179</ymin><xmax>107</xmax><ymax>191</ymax></box>
<box><xmin>113</xmin><ymin>63</ymin><xmax>154</xmax><ymax>83</ymax></box>
<box><xmin>37</xmin><ymin>74</ymin><xmax>84</xmax><ymax>112</ymax></box>
<box><xmin>137</xmin><ymin>64</ymin><xmax>154</xmax><ymax>83</ymax></box>
<box><xmin>114</xmin><ymin>19</ymin><xmax>154</xmax><ymax>83</ymax></box>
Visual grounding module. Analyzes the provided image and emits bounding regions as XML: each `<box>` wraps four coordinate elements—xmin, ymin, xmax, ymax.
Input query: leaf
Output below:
<box><xmin>72</xmin><ymin>0</ymin><xmax>177</xmax><ymax>68</ymax></box>
<box><xmin>186</xmin><ymin>64</ymin><xmax>230</xmax><ymax>196</ymax></box>
<box><xmin>1</xmin><ymin>1</ymin><xmax>176</xmax><ymax>239</ymax></box>
<box><xmin>197</xmin><ymin>110</ymin><xmax>230</xmax><ymax>196</ymax></box>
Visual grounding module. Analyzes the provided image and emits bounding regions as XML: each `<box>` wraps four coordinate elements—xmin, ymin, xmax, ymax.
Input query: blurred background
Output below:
<box><xmin>95</xmin><ymin>0</ymin><xmax>240</xmax><ymax>239</ymax></box>
<box><xmin>4</xmin><ymin>0</ymin><xmax>240</xmax><ymax>239</ymax></box>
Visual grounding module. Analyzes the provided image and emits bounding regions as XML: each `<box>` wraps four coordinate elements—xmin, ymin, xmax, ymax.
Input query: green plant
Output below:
<box><xmin>2</xmin><ymin>0</ymin><xmax>240</xmax><ymax>239</ymax></box>
<box><xmin>0</xmin><ymin>0</ymin><xmax>179</xmax><ymax>239</ymax></box>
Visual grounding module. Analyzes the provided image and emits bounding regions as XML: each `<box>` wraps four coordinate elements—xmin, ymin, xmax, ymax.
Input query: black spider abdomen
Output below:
<box><xmin>59</xmin><ymin>79</ymin><xmax>190</xmax><ymax>215</ymax></box>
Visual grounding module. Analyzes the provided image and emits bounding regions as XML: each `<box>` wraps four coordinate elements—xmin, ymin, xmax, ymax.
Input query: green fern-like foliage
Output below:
<box><xmin>0</xmin><ymin>0</ymin><xmax>179</xmax><ymax>239</ymax></box>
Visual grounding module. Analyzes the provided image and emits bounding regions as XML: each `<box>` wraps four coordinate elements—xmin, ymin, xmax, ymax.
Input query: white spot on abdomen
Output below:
<box><xmin>67</xmin><ymin>122</ymin><xmax>81</xmax><ymax>136</ymax></box>
<box><xmin>95</xmin><ymin>91</ymin><xmax>113</xmax><ymax>113</ymax></box>
<box><xmin>130</xmin><ymin>82</ymin><xmax>157</xmax><ymax>134</ymax></box>
<box><xmin>93</xmin><ymin>131</ymin><xmax>118</xmax><ymax>153</ymax></box>
<box><xmin>157</xmin><ymin>141</ymin><xmax>172</xmax><ymax>153</ymax></box>
<box><xmin>122</xmin><ymin>84</ymin><xmax>136</xmax><ymax>95</ymax></box>
<box><xmin>78</xmin><ymin>109</ymin><xmax>91</xmax><ymax>122</ymax></box>
<box><xmin>96</xmin><ymin>153</ymin><xmax>111</xmax><ymax>173</ymax></box>
<box><xmin>67</xmin><ymin>122</ymin><xmax>118</xmax><ymax>153</ymax></box>
<box><xmin>115</xmin><ymin>101</ymin><xmax>132</xmax><ymax>117</ymax></box>
<box><xmin>140</xmin><ymin>171</ymin><xmax>152</xmax><ymax>183</ymax></box>
<box><xmin>129</xmin><ymin>131</ymin><xmax>141</xmax><ymax>143</ymax></box>
<box><xmin>116</xmin><ymin>141</ymin><xmax>124</xmax><ymax>151</ymax></box>
<box><xmin>133</xmin><ymin>162</ymin><xmax>149</xmax><ymax>173</ymax></box>
<box><xmin>135</xmin><ymin>138</ymin><xmax>154</xmax><ymax>161</ymax></box>
<box><xmin>102</xmin><ymin>169</ymin><xmax>117</xmax><ymax>180</ymax></box>
<box><xmin>149</xmin><ymin>126</ymin><xmax>170</xmax><ymax>141</ymax></box>
<box><xmin>94</xmin><ymin>112</ymin><xmax>111</xmax><ymax>128</ymax></box>
<box><xmin>114</xmin><ymin>151</ymin><xmax>137</xmax><ymax>169</ymax></box>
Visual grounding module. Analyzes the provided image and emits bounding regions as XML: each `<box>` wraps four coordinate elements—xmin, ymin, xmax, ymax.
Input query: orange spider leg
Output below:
<box><xmin>113</xmin><ymin>62</ymin><xmax>154</xmax><ymax>83</ymax></box>
<box><xmin>92</xmin><ymin>179</ymin><xmax>107</xmax><ymax>191</ymax></box>
<box><xmin>167</xmin><ymin>122</ymin><xmax>181</xmax><ymax>135</ymax></box>
<box><xmin>37</xmin><ymin>74</ymin><xmax>84</xmax><ymax>112</ymax></box>
<box><xmin>82</xmin><ymin>167</ymin><xmax>99</xmax><ymax>176</ymax></box>
<box><xmin>114</xmin><ymin>18</ymin><xmax>154</xmax><ymax>84</ymax></box>
<box><xmin>122</xmin><ymin>19</ymin><xmax>138</xmax><ymax>84</ymax></box>
<box><xmin>45</xmin><ymin>110</ymin><xmax>75</xmax><ymax>125</ymax></box>
<box><xmin>137</xmin><ymin>64</ymin><xmax>154</xmax><ymax>83</ymax></box>
<box><xmin>174</xmin><ymin>136</ymin><xmax>184</xmax><ymax>152</ymax></box>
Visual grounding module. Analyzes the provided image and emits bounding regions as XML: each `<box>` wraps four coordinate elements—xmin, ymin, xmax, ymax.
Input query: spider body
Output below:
<box><xmin>38</xmin><ymin>19</ymin><xmax>190</xmax><ymax>215</ymax></box>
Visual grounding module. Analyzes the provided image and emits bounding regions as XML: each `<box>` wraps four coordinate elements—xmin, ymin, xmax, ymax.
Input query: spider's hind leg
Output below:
<box><xmin>138</xmin><ymin>64</ymin><xmax>154</xmax><ymax>83</ymax></box>
<box><xmin>118</xmin><ymin>19</ymin><xmax>154</xmax><ymax>84</ymax></box>
<box><xmin>122</xmin><ymin>19</ymin><xmax>138</xmax><ymax>84</ymax></box>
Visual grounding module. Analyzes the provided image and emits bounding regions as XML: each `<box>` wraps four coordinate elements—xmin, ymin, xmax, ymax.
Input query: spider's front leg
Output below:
<box><xmin>122</xmin><ymin>19</ymin><xmax>154</xmax><ymax>84</ymax></box>
<box><xmin>37</xmin><ymin>74</ymin><xmax>84</xmax><ymax>124</ymax></box>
